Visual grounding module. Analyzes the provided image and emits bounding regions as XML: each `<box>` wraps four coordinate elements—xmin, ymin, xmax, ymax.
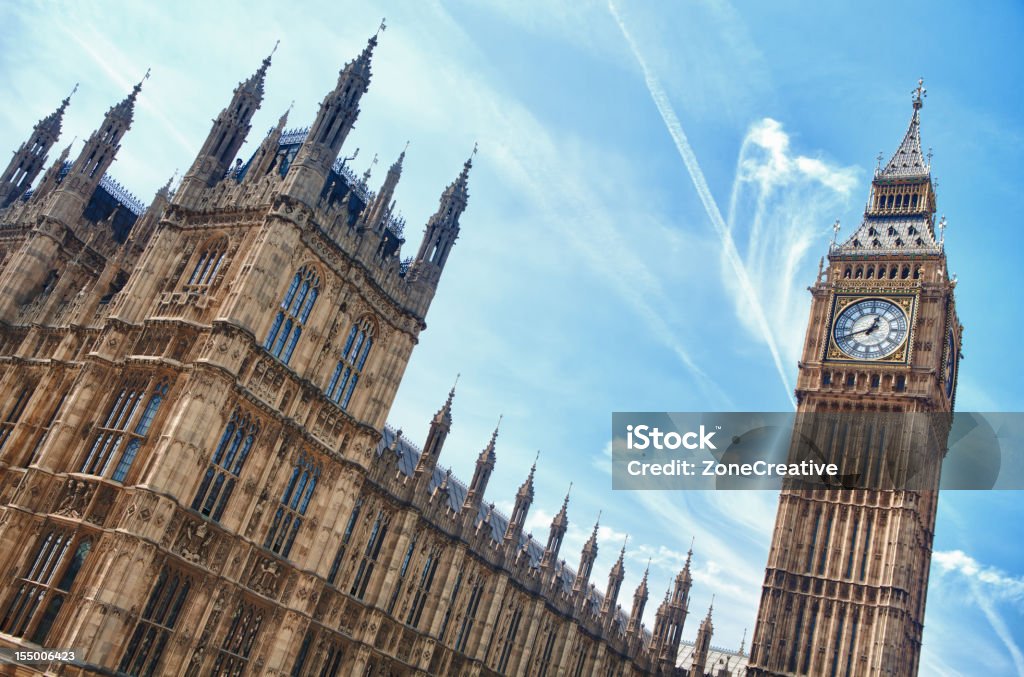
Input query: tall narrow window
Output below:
<box><xmin>118</xmin><ymin>567</ymin><xmax>191</xmax><ymax>676</ymax></box>
<box><xmin>325</xmin><ymin>318</ymin><xmax>374</xmax><ymax>411</ymax></box>
<box><xmin>350</xmin><ymin>510</ymin><xmax>390</xmax><ymax>600</ymax></box>
<box><xmin>538</xmin><ymin>625</ymin><xmax>559</xmax><ymax>677</ymax></box>
<box><xmin>497</xmin><ymin>606</ymin><xmax>523</xmax><ymax>673</ymax></box>
<box><xmin>81</xmin><ymin>378</ymin><xmax>169</xmax><ymax>481</ymax></box>
<box><xmin>185</xmin><ymin>236</ymin><xmax>229</xmax><ymax>289</ymax></box>
<box><xmin>0</xmin><ymin>385</ymin><xmax>32</xmax><ymax>451</ymax></box>
<box><xmin>438</xmin><ymin>571</ymin><xmax>463</xmax><ymax>642</ymax></box>
<box><xmin>264</xmin><ymin>453</ymin><xmax>320</xmax><ymax>558</ymax></box>
<box><xmin>327</xmin><ymin>499</ymin><xmax>362</xmax><ymax>585</ymax></box>
<box><xmin>406</xmin><ymin>545</ymin><xmax>441</xmax><ymax>628</ymax></box>
<box><xmin>192</xmin><ymin>410</ymin><xmax>259</xmax><ymax>522</ymax></box>
<box><xmin>212</xmin><ymin>602</ymin><xmax>264</xmax><ymax>675</ymax></box>
<box><xmin>291</xmin><ymin>630</ymin><xmax>343</xmax><ymax>677</ymax></box>
<box><xmin>0</xmin><ymin>532</ymin><xmax>91</xmax><ymax>644</ymax></box>
<box><xmin>263</xmin><ymin>266</ymin><xmax>320</xmax><ymax>366</ymax></box>
<box><xmin>454</xmin><ymin>579</ymin><xmax>484</xmax><ymax>653</ymax></box>
<box><xmin>387</xmin><ymin>533</ymin><xmax>419</xmax><ymax>615</ymax></box>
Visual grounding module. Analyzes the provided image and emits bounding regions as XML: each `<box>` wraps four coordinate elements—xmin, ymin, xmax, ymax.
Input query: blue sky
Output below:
<box><xmin>1</xmin><ymin>1</ymin><xmax>1022</xmax><ymax>673</ymax></box>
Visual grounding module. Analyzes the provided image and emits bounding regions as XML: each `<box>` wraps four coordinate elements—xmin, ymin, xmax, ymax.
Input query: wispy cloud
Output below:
<box><xmin>933</xmin><ymin>549</ymin><xmax>1024</xmax><ymax>673</ymax></box>
<box><xmin>726</xmin><ymin>118</ymin><xmax>858</xmax><ymax>366</ymax></box>
<box><xmin>609</xmin><ymin>0</ymin><xmax>795</xmax><ymax>408</ymax></box>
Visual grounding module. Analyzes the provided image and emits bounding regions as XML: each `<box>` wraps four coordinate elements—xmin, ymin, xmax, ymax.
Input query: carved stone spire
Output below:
<box><xmin>281</xmin><ymin>32</ymin><xmax>379</xmax><ymax>207</ymax></box>
<box><xmin>0</xmin><ymin>85</ymin><xmax>75</xmax><ymax>207</ymax></box>
<box><xmin>176</xmin><ymin>48</ymin><xmax>275</xmax><ymax>205</ymax></box>
<box><xmin>415</xmin><ymin>377</ymin><xmax>457</xmax><ymax>478</ymax></box>
<box><xmin>504</xmin><ymin>450</ymin><xmax>537</xmax><ymax>543</ymax></box>
<box><xmin>464</xmin><ymin>415</ymin><xmax>500</xmax><ymax>511</ymax></box>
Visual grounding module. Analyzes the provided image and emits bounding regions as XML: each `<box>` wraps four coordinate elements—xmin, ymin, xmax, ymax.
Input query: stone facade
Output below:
<box><xmin>0</xmin><ymin>33</ymin><xmax>711</xmax><ymax>677</ymax></box>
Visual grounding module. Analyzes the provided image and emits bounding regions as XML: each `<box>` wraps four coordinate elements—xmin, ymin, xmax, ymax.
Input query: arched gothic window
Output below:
<box><xmin>326</xmin><ymin>318</ymin><xmax>374</xmax><ymax>410</ymax></box>
<box><xmin>118</xmin><ymin>566</ymin><xmax>192</xmax><ymax>676</ymax></box>
<box><xmin>192</xmin><ymin>410</ymin><xmax>259</xmax><ymax>522</ymax></box>
<box><xmin>81</xmin><ymin>377</ymin><xmax>170</xmax><ymax>482</ymax></box>
<box><xmin>264</xmin><ymin>266</ymin><xmax>320</xmax><ymax>366</ymax></box>
<box><xmin>264</xmin><ymin>452</ymin><xmax>320</xmax><ymax>558</ymax></box>
<box><xmin>212</xmin><ymin>601</ymin><xmax>264</xmax><ymax>675</ymax></box>
<box><xmin>350</xmin><ymin>509</ymin><xmax>391</xmax><ymax>600</ymax></box>
<box><xmin>185</xmin><ymin>236</ymin><xmax>229</xmax><ymax>288</ymax></box>
<box><xmin>0</xmin><ymin>532</ymin><xmax>91</xmax><ymax>644</ymax></box>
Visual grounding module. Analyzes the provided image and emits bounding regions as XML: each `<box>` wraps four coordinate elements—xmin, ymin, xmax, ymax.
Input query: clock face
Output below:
<box><xmin>944</xmin><ymin>329</ymin><xmax>957</xmax><ymax>398</ymax></box>
<box><xmin>833</xmin><ymin>298</ymin><xmax>909</xmax><ymax>360</ymax></box>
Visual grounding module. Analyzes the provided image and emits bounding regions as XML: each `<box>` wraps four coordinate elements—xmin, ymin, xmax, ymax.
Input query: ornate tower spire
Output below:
<box><xmin>835</xmin><ymin>78</ymin><xmax>939</xmax><ymax>256</ymax></box>
<box><xmin>29</xmin><ymin>137</ymin><xmax>75</xmax><ymax>203</ymax></box>
<box><xmin>540</xmin><ymin>483</ymin><xmax>570</xmax><ymax>568</ymax></box>
<box><xmin>47</xmin><ymin>73</ymin><xmax>147</xmax><ymax>226</ymax></box>
<box><xmin>409</xmin><ymin>145</ymin><xmax>474</xmax><ymax>281</ymax></box>
<box><xmin>0</xmin><ymin>85</ymin><xmax>76</xmax><ymax>207</ymax></box>
<box><xmin>176</xmin><ymin>46</ymin><xmax>276</xmax><ymax>205</ymax></box>
<box><xmin>245</xmin><ymin>104</ymin><xmax>291</xmax><ymax>183</ymax></box>
<box><xmin>463</xmin><ymin>415</ymin><xmax>500</xmax><ymax>511</ymax></box>
<box><xmin>414</xmin><ymin>377</ymin><xmax>457</xmax><ymax>478</ymax></box>
<box><xmin>691</xmin><ymin>600</ymin><xmax>715</xmax><ymax>677</ymax></box>
<box><xmin>281</xmin><ymin>32</ymin><xmax>378</xmax><ymax>207</ymax></box>
<box><xmin>602</xmin><ymin>535</ymin><xmax>627</xmax><ymax>616</ymax></box>
<box><xmin>878</xmin><ymin>77</ymin><xmax>928</xmax><ymax>179</ymax></box>
<box><xmin>504</xmin><ymin>450</ymin><xmax>537</xmax><ymax>543</ymax></box>
<box><xmin>360</xmin><ymin>144</ymin><xmax>406</xmax><ymax>232</ymax></box>
<box><xmin>573</xmin><ymin>513</ymin><xmax>601</xmax><ymax>593</ymax></box>
<box><xmin>627</xmin><ymin>561</ymin><xmax>650</xmax><ymax>635</ymax></box>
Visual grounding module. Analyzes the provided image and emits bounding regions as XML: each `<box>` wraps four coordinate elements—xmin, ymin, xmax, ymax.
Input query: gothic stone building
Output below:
<box><xmin>0</xmin><ymin>33</ymin><xmax>711</xmax><ymax>677</ymax></box>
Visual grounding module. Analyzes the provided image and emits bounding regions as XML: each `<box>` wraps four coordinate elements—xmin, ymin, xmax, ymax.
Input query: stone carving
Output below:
<box><xmin>250</xmin><ymin>557</ymin><xmax>282</xmax><ymax>596</ymax></box>
<box><xmin>177</xmin><ymin>519</ymin><xmax>214</xmax><ymax>564</ymax></box>
<box><xmin>55</xmin><ymin>478</ymin><xmax>93</xmax><ymax>518</ymax></box>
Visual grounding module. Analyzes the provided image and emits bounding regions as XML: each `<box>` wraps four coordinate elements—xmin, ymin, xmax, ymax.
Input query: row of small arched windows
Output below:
<box><xmin>842</xmin><ymin>264</ymin><xmax>921</xmax><ymax>280</ymax></box>
<box><xmin>874</xmin><ymin>192</ymin><xmax>920</xmax><ymax>211</ymax></box>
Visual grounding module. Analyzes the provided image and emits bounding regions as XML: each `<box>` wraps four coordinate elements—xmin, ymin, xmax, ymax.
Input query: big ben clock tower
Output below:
<box><xmin>747</xmin><ymin>80</ymin><xmax>962</xmax><ymax>676</ymax></box>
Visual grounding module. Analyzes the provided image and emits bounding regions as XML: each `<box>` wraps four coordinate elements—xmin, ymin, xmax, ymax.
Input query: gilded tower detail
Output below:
<box><xmin>748</xmin><ymin>81</ymin><xmax>961</xmax><ymax>676</ymax></box>
<box><xmin>0</xmin><ymin>32</ymin><xmax>715</xmax><ymax>677</ymax></box>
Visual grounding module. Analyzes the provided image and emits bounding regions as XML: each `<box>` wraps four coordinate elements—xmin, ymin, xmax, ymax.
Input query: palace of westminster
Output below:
<box><xmin>0</xmin><ymin>21</ymin><xmax>961</xmax><ymax>677</ymax></box>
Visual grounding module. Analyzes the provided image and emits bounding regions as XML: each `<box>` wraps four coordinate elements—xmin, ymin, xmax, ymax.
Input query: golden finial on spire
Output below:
<box><xmin>377</xmin><ymin>17</ymin><xmax>387</xmax><ymax>35</ymax></box>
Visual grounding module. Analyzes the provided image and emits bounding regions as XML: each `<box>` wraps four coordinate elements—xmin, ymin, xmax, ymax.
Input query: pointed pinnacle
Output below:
<box><xmin>445</xmin><ymin>373</ymin><xmax>459</xmax><ymax>408</ymax></box>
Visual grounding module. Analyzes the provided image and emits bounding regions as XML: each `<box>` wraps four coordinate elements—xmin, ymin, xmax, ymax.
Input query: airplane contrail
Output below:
<box><xmin>608</xmin><ymin>0</ymin><xmax>796</xmax><ymax>408</ymax></box>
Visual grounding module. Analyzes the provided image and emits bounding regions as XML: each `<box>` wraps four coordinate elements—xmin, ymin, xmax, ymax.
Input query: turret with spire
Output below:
<box><xmin>0</xmin><ymin>85</ymin><xmax>75</xmax><ymax>207</ymax></box>
<box><xmin>415</xmin><ymin>378</ymin><xmax>457</xmax><ymax>480</ymax></box>
<box><xmin>573</xmin><ymin>514</ymin><xmax>601</xmax><ymax>594</ymax></box>
<box><xmin>835</xmin><ymin>78</ymin><xmax>940</xmax><ymax>256</ymax></box>
<box><xmin>626</xmin><ymin>561</ymin><xmax>650</xmax><ymax>636</ymax></box>
<box><xmin>540</xmin><ymin>484</ymin><xmax>570</xmax><ymax>569</ymax></box>
<box><xmin>46</xmin><ymin>73</ymin><xmax>147</xmax><ymax>227</ymax></box>
<box><xmin>360</xmin><ymin>144</ymin><xmax>405</xmax><ymax>232</ymax></box>
<box><xmin>281</xmin><ymin>27</ymin><xmax>380</xmax><ymax>208</ymax></box>
<box><xmin>408</xmin><ymin>145</ymin><xmax>474</xmax><ymax>284</ymax></box>
<box><xmin>176</xmin><ymin>45</ymin><xmax>276</xmax><ymax>206</ymax></box>
<box><xmin>602</xmin><ymin>536</ymin><xmax>627</xmax><ymax>617</ymax></box>
<box><xmin>504</xmin><ymin>452</ymin><xmax>537</xmax><ymax>544</ymax></box>
<box><xmin>29</xmin><ymin>137</ymin><xmax>74</xmax><ymax>204</ymax></box>
<box><xmin>690</xmin><ymin>600</ymin><xmax>715</xmax><ymax>677</ymax></box>
<box><xmin>463</xmin><ymin>416</ymin><xmax>500</xmax><ymax>511</ymax></box>
<box><xmin>245</xmin><ymin>105</ymin><xmax>291</xmax><ymax>182</ymax></box>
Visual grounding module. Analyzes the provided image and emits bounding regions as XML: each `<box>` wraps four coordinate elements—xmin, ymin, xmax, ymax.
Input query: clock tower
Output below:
<box><xmin>747</xmin><ymin>80</ymin><xmax>962</xmax><ymax>676</ymax></box>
